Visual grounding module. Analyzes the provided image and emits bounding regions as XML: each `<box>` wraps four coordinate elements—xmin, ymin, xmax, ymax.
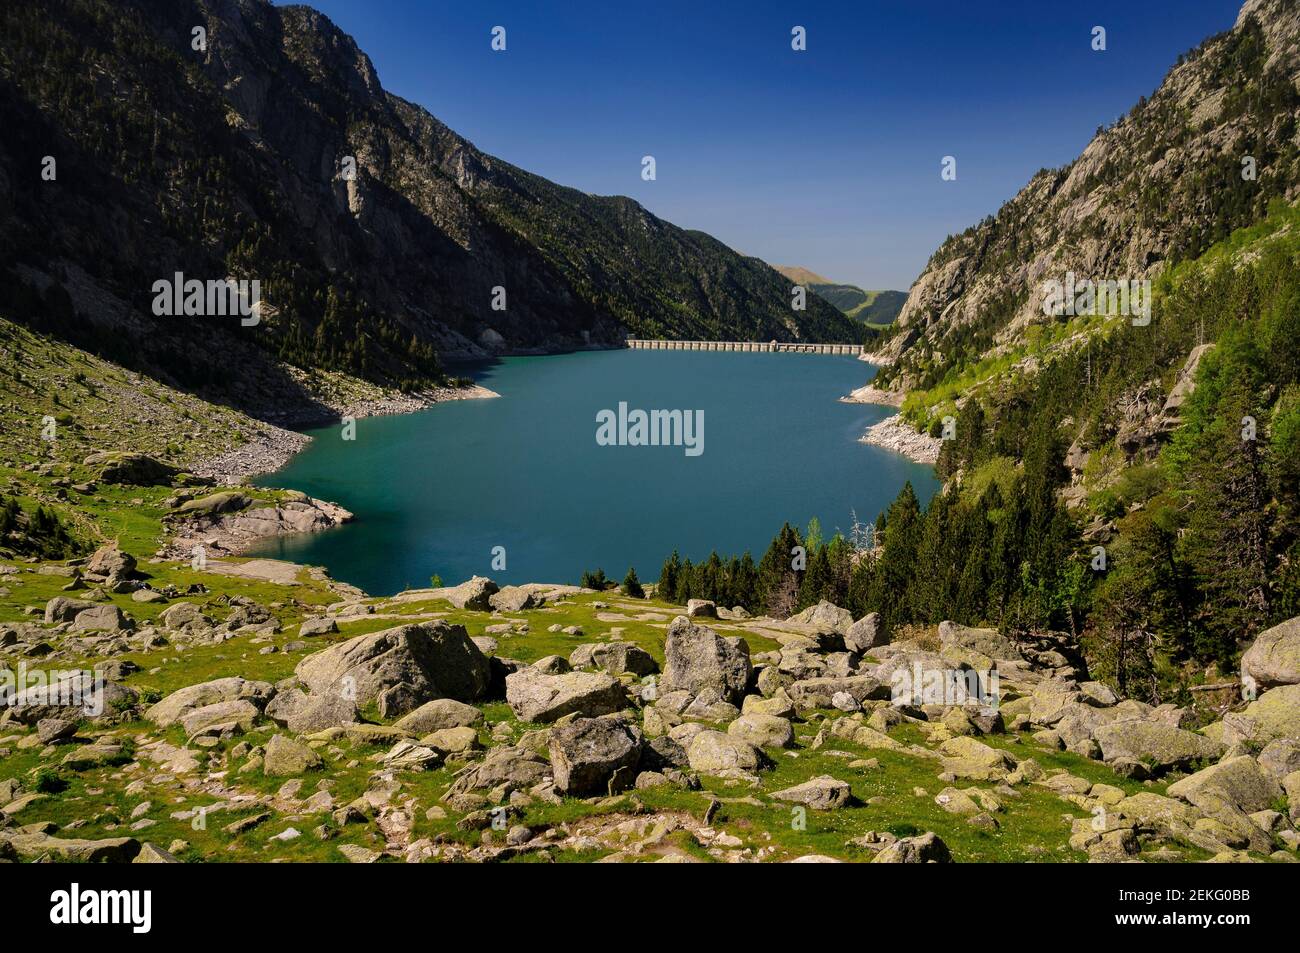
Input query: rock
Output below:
<box><xmin>177</xmin><ymin>490</ymin><xmax>250</xmax><ymax>516</ymax></box>
<box><xmin>549</xmin><ymin>716</ymin><xmax>643</xmax><ymax>796</ymax></box>
<box><xmin>505</xmin><ymin>669</ymin><xmax>628</xmax><ymax>723</ymax></box>
<box><xmin>1241</xmin><ymin>616</ymin><xmax>1300</xmax><ymax>689</ymax></box>
<box><xmin>789</xmin><ymin>600</ymin><xmax>854</xmax><ymax>635</ymax></box>
<box><xmin>179</xmin><ymin>699</ymin><xmax>260</xmax><ymax>736</ymax></box>
<box><xmin>263</xmin><ymin>734</ymin><xmax>323</xmax><ymax>776</ymax></box>
<box><xmin>394</xmin><ymin>698</ymin><xmax>484</xmax><ymax>734</ymax></box>
<box><xmin>160</xmin><ymin>602</ymin><xmax>211</xmax><ymax>631</ymax></box>
<box><xmin>146</xmin><ymin>677</ymin><xmax>274</xmax><ymax>728</ymax></box>
<box><xmin>938</xmin><ymin>620</ymin><xmax>1023</xmax><ymax>661</ymax></box>
<box><xmin>133</xmin><ymin>842</ymin><xmax>181</xmax><ymax>863</ymax></box>
<box><xmin>419</xmin><ymin>726</ymin><xmax>481</xmax><ymax>755</ymax></box>
<box><xmin>787</xmin><ymin>675</ymin><xmax>886</xmax><ymax>710</ymax></box>
<box><xmin>1</xmin><ymin>832</ymin><xmax>141</xmax><ymax>862</ymax></box>
<box><xmin>286</xmin><ymin>694</ymin><xmax>359</xmax><ymax>734</ymax></box>
<box><xmin>772</xmin><ymin>775</ymin><xmax>852</xmax><ymax>810</ymax></box>
<box><xmin>1028</xmin><ymin>680</ymin><xmax>1082</xmax><ymax>726</ymax></box>
<box><xmin>338</xmin><ymin>844</ymin><xmax>383</xmax><ymax>863</ymax></box>
<box><xmin>70</xmin><ymin>603</ymin><xmax>130</xmax><ymax>632</ymax></box>
<box><xmin>1167</xmin><ymin>756</ymin><xmax>1284</xmax><ymax>816</ymax></box>
<box><xmin>1258</xmin><ymin>739</ymin><xmax>1300</xmax><ymax>780</ymax></box>
<box><xmin>660</xmin><ymin>616</ymin><xmax>751</xmax><ymax>705</ymax></box>
<box><xmin>43</xmin><ymin>596</ymin><xmax>95</xmax><ymax>624</ymax></box>
<box><xmin>686</xmin><ymin>730</ymin><xmax>767</xmax><ymax>774</ymax></box>
<box><xmin>569</xmin><ymin>641</ymin><xmax>658</xmax><ymax>677</ymax></box>
<box><xmin>489</xmin><ymin>586</ymin><xmax>543</xmax><ymax>612</ymax></box>
<box><xmin>845</xmin><ymin>612</ymin><xmax>889</xmax><ymax>652</ymax></box>
<box><xmin>1235</xmin><ymin>684</ymin><xmax>1300</xmax><ymax>743</ymax></box>
<box><xmin>294</xmin><ymin>621</ymin><xmax>491</xmax><ymax>708</ymax></box>
<box><xmin>298</xmin><ymin>616</ymin><xmax>338</xmax><ymax>637</ymax></box>
<box><xmin>685</xmin><ymin>599</ymin><xmax>717</xmax><ymax>618</ymax></box>
<box><xmin>36</xmin><ymin>717</ymin><xmax>77</xmax><ymax>744</ymax></box>
<box><xmin>1079</xmin><ymin>681</ymin><xmax>1119</xmax><ymax>707</ymax></box>
<box><xmin>446</xmin><ymin>745</ymin><xmax>550</xmax><ymax>796</ymax></box>
<box><xmin>726</xmin><ymin>713</ymin><xmax>795</xmax><ymax>749</ymax></box>
<box><xmin>939</xmin><ymin>736</ymin><xmax>1017</xmax><ymax>781</ymax></box>
<box><xmin>872</xmin><ymin>832</ymin><xmax>952</xmax><ymax>863</ymax></box>
<box><xmin>445</xmin><ymin>576</ymin><xmax>499</xmax><ymax>611</ymax></box>
<box><xmin>86</xmin><ymin>544</ymin><xmax>136</xmax><ymax>578</ymax></box>
<box><xmin>1093</xmin><ymin>719</ymin><xmax>1224</xmax><ymax>772</ymax></box>
<box><xmin>86</xmin><ymin>451</ymin><xmax>176</xmax><ymax>486</ymax></box>
<box><xmin>378</xmin><ymin>741</ymin><xmax>442</xmax><ymax>771</ymax></box>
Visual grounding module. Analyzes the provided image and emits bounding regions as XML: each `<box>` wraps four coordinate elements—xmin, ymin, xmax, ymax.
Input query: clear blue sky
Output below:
<box><xmin>288</xmin><ymin>0</ymin><xmax>1243</xmax><ymax>291</ymax></box>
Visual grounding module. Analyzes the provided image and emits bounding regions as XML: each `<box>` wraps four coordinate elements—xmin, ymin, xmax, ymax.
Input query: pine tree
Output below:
<box><xmin>622</xmin><ymin>567</ymin><xmax>645</xmax><ymax>599</ymax></box>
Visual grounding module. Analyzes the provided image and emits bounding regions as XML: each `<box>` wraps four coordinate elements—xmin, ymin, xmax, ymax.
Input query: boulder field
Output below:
<box><xmin>2</xmin><ymin>567</ymin><xmax>1297</xmax><ymax>863</ymax></box>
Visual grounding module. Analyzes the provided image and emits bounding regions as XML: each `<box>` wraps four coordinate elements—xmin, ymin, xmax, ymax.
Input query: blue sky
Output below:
<box><xmin>290</xmin><ymin>0</ymin><xmax>1243</xmax><ymax>291</ymax></box>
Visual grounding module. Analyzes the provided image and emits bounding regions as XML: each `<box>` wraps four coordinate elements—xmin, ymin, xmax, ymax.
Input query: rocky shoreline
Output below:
<box><xmin>860</xmin><ymin>414</ymin><xmax>942</xmax><ymax>465</ymax></box>
<box><xmin>191</xmin><ymin>383</ymin><xmax>499</xmax><ymax>485</ymax></box>
<box><xmin>840</xmin><ymin>383</ymin><xmax>904</xmax><ymax>408</ymax></box>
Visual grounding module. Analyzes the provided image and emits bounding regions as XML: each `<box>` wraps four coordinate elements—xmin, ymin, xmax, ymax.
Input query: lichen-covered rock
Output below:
<box><xmin>772</xmin><ymin>775</ymin><xmax>852</xmax><ymax>810</ymax></box>
<box><xmin>548</xmin><ymin>716</ymin><xmax>643</xmax><ymax>796</ymax></box>
<box><xmin>661</xmin><ymin>616</ymin><xmax>751</xmax><ymax>704</ymax></box>
<box><xmin>294</xmin><ymin>621</ymin><xmax>490</xmax><ymax>707</ymax></box>
<box><xmin>789</xmin><ymin>600</ymin><xmax>854</xmax><ymax>635</ymax></box>
<box><xmin>263</xmin><ymin>734</ymin><xmax>323</xmax><ymax>776</ymax></box>
<box><xmin>504</xmin><ymin>669</ymin><xmax>627</xmax><ymax>723</ymax></box>
<box><xmin>146</xmin><ymin>676</ymin><xmax>275</xmax><ymax>728</ymax></box>
<box><xmin>1241</xmin><ymin>616</ymin><xmax>1300</xmax><ymax>689</ymax></box>
<box><xmin>1093</xmin><ymin>719</ymin><xmax>1223</xmax><ymax>772</ymax></box>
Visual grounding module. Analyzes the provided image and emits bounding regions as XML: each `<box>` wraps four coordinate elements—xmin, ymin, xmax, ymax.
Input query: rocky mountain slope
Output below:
<box><xmin>0</xmin><ymin>0</ymin><xmax>857</xmax><ymax>420</ymax></box>
<box><xmin>872</xmin><ymin>0</ymin><xmax>1300</xmax><ymax>393</ymax></box>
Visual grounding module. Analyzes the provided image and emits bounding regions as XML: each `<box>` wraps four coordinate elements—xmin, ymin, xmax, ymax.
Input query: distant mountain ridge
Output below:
<box><xmin>0</xmin><ymin>0</ymin><xmax>857</xmax><ymax>419</ymax></box>
<box><xmin>772</xmin><ymin>265</ymin><xmax>906</xmax><ymax>326</ymax></box>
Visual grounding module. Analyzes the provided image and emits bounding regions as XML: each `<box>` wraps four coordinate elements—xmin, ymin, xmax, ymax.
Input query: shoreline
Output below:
<box><xmin>191</xmin><ymin>382</ymin><xmax>499</xmax><ymax>486</ymax></box>
<box><xmin>859</xmin><ymin>413</ymin><xmax>942</xmax><ymax>465</ymax></box>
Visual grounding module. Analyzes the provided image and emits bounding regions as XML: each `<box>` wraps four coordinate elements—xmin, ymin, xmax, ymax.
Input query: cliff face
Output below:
<box><xmin>0</xmin><ymin>0</ymin><xmax>857</xmax><ymax>416</ymax></box>
<box><xmin>876</xmin><ymin>0</ymin><xmax>1300</xmax><ymax>391</ymax></box>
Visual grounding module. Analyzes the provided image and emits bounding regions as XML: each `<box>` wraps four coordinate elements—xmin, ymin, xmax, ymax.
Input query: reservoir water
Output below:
<box><xmin>247</xmin><ymin>349</ymin><xmax>940</xmax><ymax>595</ymax></box>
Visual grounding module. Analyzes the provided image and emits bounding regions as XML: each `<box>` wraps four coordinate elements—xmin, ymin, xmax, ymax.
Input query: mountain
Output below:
<box><xmin>772</xmin><ymin>266</ymin><xmax>906</xmax><ymax>326</ymax></box>
<box><xmin>840</xmin><ymin>0</ymin><xmax>1300</xmax><ymax>700</ymax></box>
<box><xmin>872</xmin><ymin>0</ymin><xmax>1300</xmax><ymax>395</ymax></box>
<box><xmin>0</xmin><ymin>0</ymin><xmax>858</xmax><ymax>420</ymax></box>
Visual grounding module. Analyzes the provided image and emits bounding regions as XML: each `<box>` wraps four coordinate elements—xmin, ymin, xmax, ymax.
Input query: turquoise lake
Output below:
<box><xmin>248</xmin><ymin>349</ymin><xmax>940</xmax><ymax>595</ymax></box>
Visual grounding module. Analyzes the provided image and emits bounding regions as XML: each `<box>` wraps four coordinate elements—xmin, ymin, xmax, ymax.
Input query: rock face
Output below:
<box><xmin>1241</xmin><ymin>617</ymin><xmax>1300</xmax><ymax>689</ymax></box>
<box><xmin>871</xmin><ymin>0</ymin><xmax>1300</xmax><ymax>400</ymax></box>
<box><xmin>660</xmin><ymin>617</ymin><xmax>751</xmax><ymax>705</ymax></box>
<box><xmin>294</xmin><ymin>622</ymin><xmax>491</xmax><ymax>710</ymax></box>
<box><xmin>548</xmin><ymin>716</ymin><xmax>643</xmax><ymax>796</ymax></box>
<box><xmin>505</xmin><ymin>669</ymin><xmax>628</xmax><ymax>723</ymax></box>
